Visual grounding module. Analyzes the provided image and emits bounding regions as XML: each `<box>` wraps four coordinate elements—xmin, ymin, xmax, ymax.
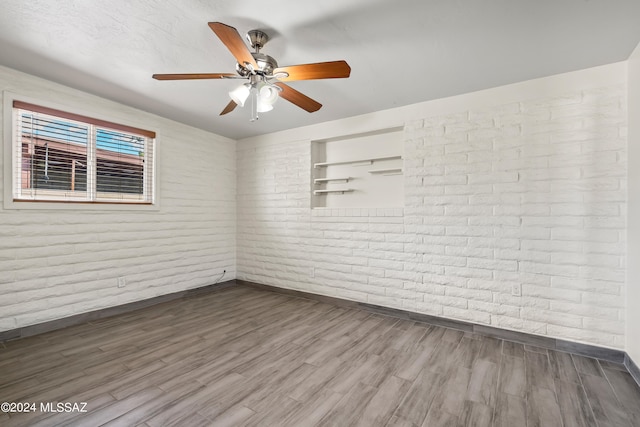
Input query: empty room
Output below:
<box><xmin>2</xmin><ymin>0</ymin><xmax>640</xmax><ymax>426</ymax></box>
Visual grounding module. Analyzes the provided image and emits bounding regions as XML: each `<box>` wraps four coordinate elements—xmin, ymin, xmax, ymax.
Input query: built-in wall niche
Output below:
<box><xmin>311</xmin><ymin>126</ymin><xmax>404</xmax><ymax>208</ymax></box>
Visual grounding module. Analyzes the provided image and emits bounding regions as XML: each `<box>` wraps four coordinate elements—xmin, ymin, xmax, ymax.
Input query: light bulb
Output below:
<box><xmin>257</xmin><ymin>99</ymin><xmax>274</xmax><ymax>113</ymax></box>
<box><xmin>229</xmin><ymin>84</ymin><xmax>250</xmax><ymax>107</ymax></box>
<box><xmin>259</xmin><ymin>84</ymin><xmax>279</xmax><ymax>105</ymax></box>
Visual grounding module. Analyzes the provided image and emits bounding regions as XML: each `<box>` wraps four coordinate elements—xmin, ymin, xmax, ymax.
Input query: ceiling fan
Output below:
<box><xmin>152</xmin><ymin>22</ymin><xmax>351</xmax><ymax>121</ymax></box>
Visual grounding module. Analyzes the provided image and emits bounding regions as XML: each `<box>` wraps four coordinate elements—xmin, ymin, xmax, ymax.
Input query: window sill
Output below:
<box><xmin>5</xmin><ymin>198</ymin><xmax>159</xmax><ymax>211</ymax></box>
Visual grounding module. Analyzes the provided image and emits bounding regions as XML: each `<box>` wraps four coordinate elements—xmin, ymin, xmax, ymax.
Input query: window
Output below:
<box><xmin>11</xmin><ymin>100</ymin><xmax>155</xmax><ymax>204</ymax></box>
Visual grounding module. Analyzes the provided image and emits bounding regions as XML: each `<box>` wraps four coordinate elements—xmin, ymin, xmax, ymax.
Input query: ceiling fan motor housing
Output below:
<box><xmin>236</xmin><ymin>52</ymin><xmax>278</xmax><ymax>77</ymax></box>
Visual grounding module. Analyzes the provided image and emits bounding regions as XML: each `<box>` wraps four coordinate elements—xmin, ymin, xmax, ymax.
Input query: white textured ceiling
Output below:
<box><xmin>0</xmin><ymin>0</ymin><xmax>639</xmax><ymax>140</ymax></box>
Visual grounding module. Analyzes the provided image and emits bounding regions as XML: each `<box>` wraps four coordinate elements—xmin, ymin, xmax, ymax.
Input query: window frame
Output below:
<box><xmin>3</xmin><ymin>91</ymin><xmax>159</xmax><ymax>211</ymax></box>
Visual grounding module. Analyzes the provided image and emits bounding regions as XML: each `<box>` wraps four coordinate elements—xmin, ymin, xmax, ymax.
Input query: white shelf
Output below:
<box><xmin>368</xmin><ymin>168</ymin><xmax>403</xmax><ymax>175</ymax></box>
<box><xmin>313</xmin><ymin>155</ymin><xmax>401</xmax><ymax>168</ymax></box>
<box><xmin>314</xmin><ymin>177</ymin><xmax>351</xmax><ymax>184</ymax></box>
<box><xmin>314</xmin><ymin>189</ymin><xmax>355</xmax><ymax>195</ymax></box>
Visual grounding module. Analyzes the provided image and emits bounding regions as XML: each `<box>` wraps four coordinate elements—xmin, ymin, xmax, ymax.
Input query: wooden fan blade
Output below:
<box><xmin>208</xmin><ymin>22</ymin><xmax>258</xmax><ymax>69</ymax></box>
<box><xmin>220</xmin><ymin>100</ymin><xmax>238</xmax><ymax>115</ymax></box>
<box><xmin>274</xmin><ymin>60</ymin><xmax>351</xmax><ymax>82</ymax></box>
<box><xmin>152</xmin><ymin>73</ymin><xmax>237</xmax><ymax>80</ymax></box>
<box><xmin>274</xmin><ymin>83</ymin><xmax>322</xmax><ymax>112</ymax></box>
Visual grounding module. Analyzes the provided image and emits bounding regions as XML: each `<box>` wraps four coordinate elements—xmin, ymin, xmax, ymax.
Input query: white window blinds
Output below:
<box><xmin>13</xmin><ymin>101</ymin><xmax>156</xmax><ymax>204</ymax></box>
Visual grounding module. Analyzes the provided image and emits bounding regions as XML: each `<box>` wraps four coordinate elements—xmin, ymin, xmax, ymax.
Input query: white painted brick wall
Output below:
<box><xmin>0</xmin><ymin>66</ymin><xmax>236</xmax><ymax>331</ymax></box>
<box><xmin>237</xmin><ymin>83</ymin><xmax>627</xmax><ymax>349</ymax></box>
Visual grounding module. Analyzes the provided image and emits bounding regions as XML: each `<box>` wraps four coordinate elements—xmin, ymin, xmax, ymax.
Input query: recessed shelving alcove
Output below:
<box><xmin>311</xmin><ymin>126</ymin><xmax>404</xmax><ymax>208</ymax></box>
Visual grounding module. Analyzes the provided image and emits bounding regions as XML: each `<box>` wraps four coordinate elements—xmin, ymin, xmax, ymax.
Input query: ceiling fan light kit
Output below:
<box><xmin>152</xmin><ymin>22</ymin><xmax>351</xmax><ymax>122</ymax></box>
<box><xmin>230</xmin><ymin>74</ymin><xmax>281</xmax><ymax>121</ymax></box>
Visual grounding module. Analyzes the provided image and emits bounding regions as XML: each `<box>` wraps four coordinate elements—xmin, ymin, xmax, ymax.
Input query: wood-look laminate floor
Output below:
<box><xmin>1</xmin><ymin>284</ymin><xmax>639</xmax><ymax>427</ymax></box>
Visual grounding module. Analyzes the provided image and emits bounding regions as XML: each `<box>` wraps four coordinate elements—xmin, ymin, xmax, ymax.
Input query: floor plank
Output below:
<box><xmin>429</xmin><ymin>366</ymin><xmax>471</xmax><ymax>417</ymax></box>
<box><xmin>421</xmin><ymin>408</ymin><xmax>459</xmax><ymax>427</ymax></box>
<box><xmin>497</xmin><ymin>355</ymin><xmax>526</xmax><ymax>398</ymax></box>
<box><xmin>581</xmin><ymin>373</ymin><xmax>632</xmax><ymax>427</ymax></box>
<box><xmin>281</xmin><ymin>389</ymin><xmax>343</xmax><ymax>427</ymax></box>
<box><xmin>455</xmin><ymin>336</ymin><xmax>484</xmax><ymax>370</ymax></box>
<box><xmin>493</xmin><ymin>393</ymin><xmax>526</xmax><ymax>427</ymax></box>
<box><xmin>392</xmin><ymin>368</ymin><xmax>443</xmax><ymax>426</ymax></box>
<box><xmin>501</xmin><ymin>341</ymin><xmax>524</xmax><ymax>358</ymax></box>
<box><xmin>525</xmin><ymin>351</ymin><xmax>555</xmax><ymax>391</ymax></box>
<box><xmin>466</xmin><ymin>359</ymin><xmax>498</xmax><ymax>407</ymax></box>
<box><xmin>554</xmin><ymin>379</ymin><xmax>597</xmax><ymax>427</ymax></box>
<box><xmin>548</xmin><ymin>350</ymin><xmax>581</xmax><ymax>384</ymax></box>
<box><xmin>572</xmin><ymin>354</ymin><xmax>604</xmax><ymax>377</ymax></box>
<box><xmin>526</xmin><ymin>386</ymin><xmax>563</xmax><ymax>427</ymax></box>
<box><xmin>459</xmin><ymin>400</ymin><xmax>492</xmax><ymax>427</ymax></box>
<box><xmin>317</xmin><ymin>382</ymin><xmax>378</xmax><ymax>427</ymax></box>
<box><xmin>355</xmin><ymin>376</ymin><xmax>410</xmax><ymax>427</ymax></box>
<box><xmin>601</xmin><ymin>367</ymin><xmax>640</xmax><ymax>426</ymax></box>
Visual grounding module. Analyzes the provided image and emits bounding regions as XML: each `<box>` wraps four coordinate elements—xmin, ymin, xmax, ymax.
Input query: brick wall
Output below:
<box><xmin>0</xmin><ymin>66</ymin><xmax>236</xmax><ymax>331</ymax></box>
<box><xmin>238</xmin><ymin>79</ymin><xmax>627</xmax><ymax>348</ymax></box>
